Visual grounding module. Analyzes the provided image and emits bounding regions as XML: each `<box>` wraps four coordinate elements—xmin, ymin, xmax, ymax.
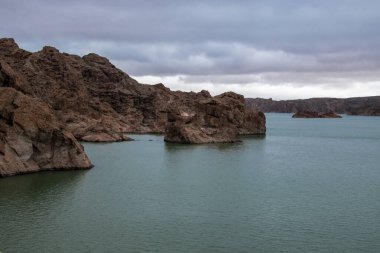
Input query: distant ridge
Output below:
<box><xmin>245</xmin><ymin>96</ymin><xmax>380</xmax><ymax>116</ymax></box>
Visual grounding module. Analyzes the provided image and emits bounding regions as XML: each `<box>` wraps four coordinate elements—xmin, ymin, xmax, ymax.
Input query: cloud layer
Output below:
<box><xmin>1</xmin><ymin>0</ymin><xmax>380</xmax><ymax>98</ymax></box>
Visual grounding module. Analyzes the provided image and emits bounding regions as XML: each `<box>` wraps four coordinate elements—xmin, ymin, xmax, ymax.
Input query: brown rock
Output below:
<box><xmin>320</xmin><ymin>112</ymin><xmax>343</xmax><ymax>118</ymax></box>
<box><xmin>0</xmin><ymin>38</ymin><xmax>266</xmax><ymax>143</ymax></box>
<box><xmin>0</xmin><ymin>88</ymin><xmax>92</xmax><ymax>177</ymax></box>
<box><xmin>0</xmin><ymin>38</ymin><xmax>138</xmax><ymax>141</ymax></box>
<box><xmin>292</xmin><ymin>111</ymin><xmax>342</xmax><ymax>118</ymax></box>
<box><xmin>164</xmin><ymin>92</ymin><xmax>266</xmax><ymax>143</ymax></box>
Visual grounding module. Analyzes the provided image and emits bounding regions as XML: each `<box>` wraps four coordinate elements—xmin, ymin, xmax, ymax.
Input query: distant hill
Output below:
<box><xmin>245</xmin><ymin>96</ymin><xmax>380</xmax><ymax>116</ymax></box>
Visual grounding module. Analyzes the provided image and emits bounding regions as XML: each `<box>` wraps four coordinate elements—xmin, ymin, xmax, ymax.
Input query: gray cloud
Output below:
<box><xmin>1</xmin><ymin>0</ymin><xmax>380</xmax><ymax>98</ymax></box>
<box><xmin>113</xmin><ymin>43</ymin><xmax>380</xmax><ymax>75</ymax></box>
<box><xmin>181</xmin><ymin>71</ymin><xmax>380</xmax><ymax>87</ymax></box>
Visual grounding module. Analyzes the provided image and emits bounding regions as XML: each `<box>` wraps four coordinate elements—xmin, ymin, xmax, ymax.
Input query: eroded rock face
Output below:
<box><xmin>0</xmin><ymin>88</ymin><xmax>92</xmax><ymax>177</ymax></box>
<box><xmin>0</xmin><ymin>39</ymin><xmax>139</xmax><ymax>141</ymax></box>
<box><xmin>0</xmin><ymin>38</ymin><xmax>267</xmax><ymax>143</ymax></box>
<box><xmin>292</xmin><ymin>111</ymin><xmax>342</xmax><ymax>118</ymax></box>
<box><xmin>164</xmin><ymin>92</ymin><xmax>266</xmax><ymax>143</ymax></box>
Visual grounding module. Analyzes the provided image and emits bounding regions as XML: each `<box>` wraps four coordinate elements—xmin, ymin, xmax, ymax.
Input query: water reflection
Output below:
<box><xmin>0</xmin><ymin>170</ymin><xmax>87</xmax><ymax>198</ymax></box>
<box><xmin>238</xmin><ymin>134</ymin><xmax>266</xmax><ymax>141</ymax></box>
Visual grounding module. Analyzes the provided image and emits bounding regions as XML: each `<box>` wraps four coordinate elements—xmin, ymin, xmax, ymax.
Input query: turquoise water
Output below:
<box><xmin>1</xmin><ymin>113</ymin><xmax>379</xmax><ymax>252</ymax></box>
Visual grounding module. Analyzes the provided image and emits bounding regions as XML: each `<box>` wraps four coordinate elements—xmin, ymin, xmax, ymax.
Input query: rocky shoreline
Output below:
<box><xmin>292</xmin><ymin>111</ymin><xmax>342</xmax><ymax>118</ymax></box>
<box><xmin>246</xmin><ymin>97</ymin><xmax>380</xmax><ymax>116</ymax></box>
<box><xmin>0</xmin><ymin>38</ymin><xmax>265</xmax><ymax>176</ymax></box>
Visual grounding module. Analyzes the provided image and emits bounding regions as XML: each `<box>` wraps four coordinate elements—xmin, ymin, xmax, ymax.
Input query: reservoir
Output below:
<box><xmin>1</xmin><ymin>113</ymin><xmax>379</xmax><ymax>252</ymax></box>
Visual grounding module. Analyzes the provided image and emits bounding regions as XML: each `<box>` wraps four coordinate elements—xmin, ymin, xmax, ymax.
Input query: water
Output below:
<box><xmin>1</xmin><ymin>113</ymin><xmax>380</xmax><ymax>253</ymax></box>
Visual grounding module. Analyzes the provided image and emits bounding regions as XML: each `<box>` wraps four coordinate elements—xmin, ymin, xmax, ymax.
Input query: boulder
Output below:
<box><xmin>0</xmin><ymin>88</ymin><xmax>92</xmax><ymax>177</ymax></box>
<box><xmin>164</xmin><ymin>92</ymin><xmax>266</xmax><ymax>143</ymax></box>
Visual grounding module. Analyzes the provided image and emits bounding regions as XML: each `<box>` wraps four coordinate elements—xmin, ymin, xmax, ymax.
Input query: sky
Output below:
<box><xmin>1</xmin><ymin>0</ymin><xmax>380</xmax><ymax>99</ymax></box>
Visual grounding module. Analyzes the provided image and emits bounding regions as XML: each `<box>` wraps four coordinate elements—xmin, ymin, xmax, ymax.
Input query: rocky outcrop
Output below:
<box><xmin>0</xmin><ymin>88</ymin><xmax>93</xmax><ymax>177</ymax></box>
<box><xmin>164</xmin><ymin>92</ymin><xmax>266</xmax><ymax>143</ymax></box>
<box><xmin>0</xmin><ymin>38</ymin><xmax>266</xmax><ymax>144</ymax></box>
<box><xmin>0</xmin><ymin>39</ymin><xmax>138</xmax><ymax>141</ymax></box>
<box><xmin>292</xmin><ymin>111</ymin><xmax>342</xmax><ymax>118</ymax></box>
<box><xmin>246</xmin><ymin>97</ymin><xmax>380</xmax><ymax>116</ymax></box>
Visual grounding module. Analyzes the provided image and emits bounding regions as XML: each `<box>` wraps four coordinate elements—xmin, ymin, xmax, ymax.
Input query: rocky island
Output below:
<box><xmin>292</xmin><ymin>111</ymin><xmax>342</xmax><ymax>118</ymax></box>
<box><xmin>0</xmin><ymin>38</ymin><xmax>266</xmax><ymax>176</ymax></box>
<box><xmin>165</xmin><ymin>92</ymin><xmax>266</xmax><ymax>143</ymax></box>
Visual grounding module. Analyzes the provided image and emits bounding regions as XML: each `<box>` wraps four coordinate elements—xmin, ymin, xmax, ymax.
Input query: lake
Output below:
<box><xmin>1</xmin><ymin>113</ymin><xmax>379</xmax><ymax>252</ymax></box>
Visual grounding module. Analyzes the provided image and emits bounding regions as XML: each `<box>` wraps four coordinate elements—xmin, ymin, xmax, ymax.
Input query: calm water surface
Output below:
<box><xmin>1</xmin><ymin>113</ymin><xmax>380</xmax><ymax>252</ymax></box>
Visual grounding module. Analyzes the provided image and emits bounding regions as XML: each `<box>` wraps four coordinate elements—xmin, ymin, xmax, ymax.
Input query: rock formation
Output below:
<box><xmin>0</xmin><ymin>88</ymin><xmax>92</xmax><ymax>177</ymax></box>
<box><xmin>165</xmin><ymin>92</ymin><xmax>266</xmax><ymax>143</ymax></box>
<box><xmin>0</xmin><ymin>38</ymin><xmax>267</xmax><ymax>176</ymax></box>
<box><xmin>292</xmin><ymin>111</ymin><xmax>342</xmax><ymax>118</ymax></box>
<box><xmin>0</xmin><ymin>38</ymin><xmax>266</xmax><ymax>144</ymax></box>
<box><xmin>0</xmin><ymin>39</ymin><xmax>138</xmax><ymax>142</ymax></box>
<box><xmin>246</xmin><ymin>97</ymin><xmax>380</xmax><ymax>116</ymax></box>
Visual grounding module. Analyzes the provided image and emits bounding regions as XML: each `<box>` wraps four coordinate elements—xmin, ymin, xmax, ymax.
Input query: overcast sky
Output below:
<box><xmin>1</xmin><ymin>0</ymin><xmax>380</xmax><ymax>99</ymax></box>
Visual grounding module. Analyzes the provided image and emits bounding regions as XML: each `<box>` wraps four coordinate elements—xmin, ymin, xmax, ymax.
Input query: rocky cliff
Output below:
<box><xmin>0</xmin><ymin>38</ymin><xmax>147</xmax><ymax>141</ymax></box>
<box><xmin>0</xmin><ymin>38</ymin><xmax>265</xmax><ymax>145</ymax></box>
<box><xmin>0</xmin><ymin>88</ymin><xmax>92</xmax><ymax>177</ymax></box>
<box><xmin>245</xmin><ymin>97</ymin><xmax>380</xmax><ymax>116</ymax></box>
